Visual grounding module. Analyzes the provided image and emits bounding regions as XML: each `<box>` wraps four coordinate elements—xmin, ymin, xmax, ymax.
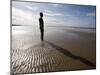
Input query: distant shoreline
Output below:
<box><xmin>12</xmin><ymin>24</ymin><xmax>96</xmax><ymax>29</ymax></box>
<box><xmin>12</xmin><ymin>24</ymin><xmax>23</xmax><ymax>26</ymax></box>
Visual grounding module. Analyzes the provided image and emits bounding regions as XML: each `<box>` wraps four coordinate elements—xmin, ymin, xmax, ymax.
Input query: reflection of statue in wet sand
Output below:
<box><xmin>39</xmin><ymin>12</ymin><xmax>44</xmax><ymax>41</ymax></box>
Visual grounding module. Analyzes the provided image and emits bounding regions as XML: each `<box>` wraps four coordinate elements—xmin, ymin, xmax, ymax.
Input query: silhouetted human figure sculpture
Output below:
<box><xmin>39</xmin><ymin>12</ymin><xmax>44</xmax><ymax>41</ymax></box>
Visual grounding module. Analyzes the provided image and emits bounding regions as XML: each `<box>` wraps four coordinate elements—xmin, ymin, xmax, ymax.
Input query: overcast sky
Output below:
<box><xmin>12</xmin><ymin>1</ymin><xmax>96</xmax><ymax>28</ymax></box>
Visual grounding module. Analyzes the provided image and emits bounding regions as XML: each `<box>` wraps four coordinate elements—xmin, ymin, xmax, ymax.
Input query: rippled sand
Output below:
<box><xmin>11</xmin><ymin>26</ymin><xmax>96</xmax><ymax>74</ymax></box>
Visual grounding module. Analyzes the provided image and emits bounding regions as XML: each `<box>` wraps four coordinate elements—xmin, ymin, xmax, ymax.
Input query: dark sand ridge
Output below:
<box><xmin>45</xmin><ymin>41</ymin><xmax>95</xmax><ymax>67</ymax></box>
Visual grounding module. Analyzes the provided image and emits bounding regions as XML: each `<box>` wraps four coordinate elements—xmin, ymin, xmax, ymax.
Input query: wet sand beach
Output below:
<box><xmin>11</xmin><ymin>26</ymin><xmax>96</xmax><ymax>74</ymax></box>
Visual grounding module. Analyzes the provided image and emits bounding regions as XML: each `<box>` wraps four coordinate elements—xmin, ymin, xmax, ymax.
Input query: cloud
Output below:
<box><xmin>44</xmin><ymin>17</ymin><xmax>65</xmax><ymax>26</ymax></box>
<box><xmin>12</xmin><ymin>7</ymin><xmax>39</xmax><ymax>26</ymax></box>
<box><xmin>86</xmin><ymin>12</ymin><xmax>96</xmax><ymax>17</ymax></box>
<box><xmin>52</xmin><ymin>4</ymin><xmax>60</xmax><ymax>7</ymax></box>
<box><xmin>44</xmin><ymin>9</ymin><xmax>63</xmax><ymax>16</ymax></box>
<box><xmin>25</xmin><ymin>5</ymin><xmax>39</xmax><ymax>11</ymax></box>
<box><xmin>44</xmin><ymin>12</ymin><xmax>65</xmax><ymax>18</ymax></box>
<box><xmin>25</xmin><ymin>5</ymin><xmax>33</xmax><ymax>10</ymax></box>
<box><xmin>44</xmin><ymin>9</ymin><xmax>72</xmax><ymax>17</ymax></box>
<box><xmin>44</xmin><ymin>10</ymin><xmax>52</xmax><ymax>13</ymax></box>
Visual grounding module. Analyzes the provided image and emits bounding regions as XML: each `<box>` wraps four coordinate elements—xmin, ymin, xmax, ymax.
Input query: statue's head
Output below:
<box><xmin>40</xmin><ymin>12</ymin><xmax>43</xmax><ymax>17</ymax></box>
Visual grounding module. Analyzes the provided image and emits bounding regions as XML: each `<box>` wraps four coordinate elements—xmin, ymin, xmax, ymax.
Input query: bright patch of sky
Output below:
<box><xmin>12</xmin><ymin>1</ymin><xmax>96</xmax><ymax>28</ymax></box>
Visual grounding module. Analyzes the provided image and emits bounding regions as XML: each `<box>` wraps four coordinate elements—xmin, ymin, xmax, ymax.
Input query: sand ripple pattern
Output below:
<box><xmin>11</xmin><ymin>34</ymin><xmax>91</xmax><ymax>74</ymax></box>
<box><xmin>12</xmin><ymin>44</ymin><xmax>71</xmax><ymax>74</ymax></box>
